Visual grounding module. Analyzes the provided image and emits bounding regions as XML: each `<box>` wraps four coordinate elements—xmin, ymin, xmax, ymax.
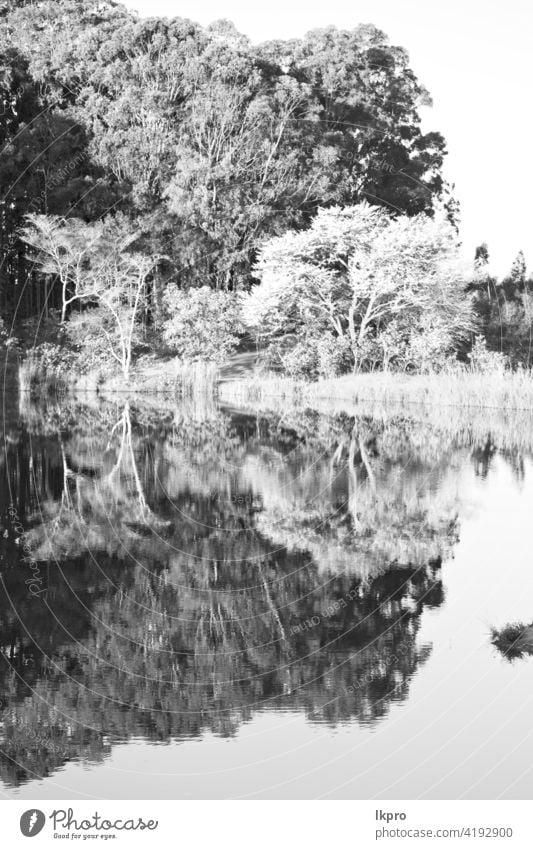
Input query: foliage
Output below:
<box><xmin>2</xmin><ymin>2</ymin><xmax>452</xmax><ymax>297</ymax></box>
<box><xmin>22</xmin><ymin>214</ymin><xmax>159</xmax><ymax>378</ymax></box>
<box><xmin>19</xmin><ymin>341</ymin><xmax>78</xmax><ymax>394</ymax></box>
<box><xmin>0</xmin><ymin>313</ymin><xmax>15</xmax><ymax>347</ymax></box>
<box><xmin>491</xmin><ymin>622</ymin><xmax>533</xmax><ymax>660</ymax></box>
<box><xmin>3</xmin><ymin>1</ymin><xmax>530</xmax><ymax>376</ymax></box>
<box><xmin>17</xmin><ymin>309</ymin><xmax>63</xmax><ymax>347</ymax></box>
<box><xmin>467</xmin><ymin>336</ymin><xmax>508</xmax><ymax>375</ymax></box>
<box><xmin>65</xmin><ymin>308</ymin><xmax>127</xmax><ymax>375</ymax></box>
<box><xmin>275</xmin><ymin>332</ymin><xmax>353</xmax><ymax>379</ymax></box>
<box><xmin>469</xmin><ymin>249</ymin><xmax>533</xmax><ymax>368</ymax></box>
<box><xmin>17</xmin><ymin>308</ymin><xmax>75</xmax><ymax>386</ymax></box>
<box><xmin>474</xmin><ymin>242</ymin><xmax>489</xmax><ymax>271</ymax></box>
<box><xmin>245</xmin><ymin>203</ymin><xmax>475</xmax><ymax>375</ymax></box>
<box><xmin>27</xmin><ymin>341</ymin><xmax>76</xmax><ymax>373</ymax></box>
<box><xmin>509</xmin><ymin>251</ymin><xmax>527</xmax><ymax>290</ymax></box>
<box><xmin>162</xmin><ymin>285</ymin><xmax>242</xmax><ymax>362</ymax></box>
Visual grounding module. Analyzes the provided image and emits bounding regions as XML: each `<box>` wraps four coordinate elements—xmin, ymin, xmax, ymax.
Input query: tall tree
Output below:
<box><xmin>509</xmin><ymin>250</ymin><xmax>527</xmax><ymax>291</ymax></box>
<box><xmin>3</xmin><ymin>4</ymin><xmax>454</xmax><ymax>293</ymax></box>
<box><xmin>244</xmin><ymin>203</ymin><xmax>474</xmax><ymax>375</ymax></box>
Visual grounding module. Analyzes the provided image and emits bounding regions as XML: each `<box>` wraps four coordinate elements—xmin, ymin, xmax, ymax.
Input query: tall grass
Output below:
<box><xmin>18</xmin><ymin>357</ymin><xmax>67</xmax><ymax>396</ymax></box>
<box><xmin>220</xmin><ymin>365</ymin><xmax>533</xmax><ymax>412</ymax></box>
<box><xmin>19</xmin><ymin>353</ymin><xmax>219</xmax><ymax>397</ymax></box>
<box><xmin>173</xmin><ymin>360</ymin><xmax>219</xmax><ymax>396</ymax></box>
<box><xmin>102</xmin><ymin>356</ymin><xmax>220</xmax><ymax>395</ymax></box>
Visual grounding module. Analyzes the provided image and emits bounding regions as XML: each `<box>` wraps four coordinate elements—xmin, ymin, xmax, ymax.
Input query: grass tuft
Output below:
<box><xmin>490</xmin><ymin>622</ymin><xmax>533</xmax><ymax>659</ymax></box>
<box><xmin>18</xmin><ymin>357</ymin><xmax>66</xmax><ymax>397</ymax></box>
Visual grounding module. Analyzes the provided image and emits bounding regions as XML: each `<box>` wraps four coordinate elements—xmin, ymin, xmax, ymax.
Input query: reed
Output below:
<box><xmin>18</xmin><ymin>357</ymin><xmax>67</xmax><ymax>396</ymax></box>
<box><xmin>18</xmin><ymin>353</ymin><xmax>220</xmax><ymax>398</ymax></box>
<box><xmin>173</xmin><ymin>359</ymin><xmax>219</xmax><ymax>396</ymax></box>
<box><xmin>219</xmin><ymin>366</ymin><xmax>533</xmax><ymax>412</ymax></box>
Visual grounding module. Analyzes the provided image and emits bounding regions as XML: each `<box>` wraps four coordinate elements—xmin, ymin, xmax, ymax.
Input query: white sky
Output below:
<box><xmin>125</xmin><ymin>0</ymin><xmax>532</xmax><ymax>277</ymax></box>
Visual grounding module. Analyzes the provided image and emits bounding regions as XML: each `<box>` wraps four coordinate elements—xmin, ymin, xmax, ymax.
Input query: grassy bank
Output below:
<box><xmin>18</xmin><ymin>354</ymin><xmax>219</xmax><ymax>397</ymax></box>
<box><xmin>220</xmin><ymin>378</ymin><xmax>533</xmax><ymax>455</ymax></box>
<box><xmin>19</xmin><ymin>347</ymin><xmax>533</xmax><ymax>416</ymax></box>
<box><xmin>100</xmin><ymin>356</ymin><xmax>219</xmax><ymax>395</ymax></box>
<box><xmin>219</xmin><ymin>368</ymin><xmax>533</xmax><ymax>412</ymax></box>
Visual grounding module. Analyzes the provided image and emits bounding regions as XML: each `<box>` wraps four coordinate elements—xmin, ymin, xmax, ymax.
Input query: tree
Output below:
<box><xmin>21</xmin><ymin>214</ymin><xmax>159</xmax><ymax>378</ymax></box>
<box><xmin>347</xmin><ymin>210</ymin><xmax>474</xmax><ymax>369</ymax></box>
<box><xmin>162</xmin><ymin>286</ymin><xmax>242</xmax><ymax>362</ymax></box>
<box><xmin>244</xmin><ymin>203</ymin><xmax>474</xmax><ymax>375</ymax></box>
<box><xmin>509</xmin><ymin>250</ymin><xmax>527</xmax><ymax>292</ymax></box>
<box><xmin>0</xmin><ymin>29</ymin><xmax>122</xmax><ymax>322</ymax></box>
<box><xmin>163</xmin><ymin>70</ymin><xmax>318</xmax><ymax>290</ymax></box>
<box><xmin>72</xmin><ymin>252</ymin><xmax>156</xmax><ymax>379</ymax></box>
<box><xmin>22</xmin><ymin>215</ymin><xmax>105</xmax><ymax>323</ymax></box>
<box><xmin>469</xmin><ymin>248</ymin><xmax>533</xmax><ymax>367</ymax></box>
<box><xmin>474</xmin><ymin>242</ymin><xmax>489</xmax><ymax>271</ymax></box>
<box><xmin>3</xmin><ymin>4</ymin><xmax>454</xmax><ymax>293</ymax></box>
<box><xmin>260</xmin><ymin>25</ymin><xmax>451</xmax><ymax>218</ymax></box>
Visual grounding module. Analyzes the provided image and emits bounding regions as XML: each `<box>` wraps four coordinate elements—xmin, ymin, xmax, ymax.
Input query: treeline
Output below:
<box><xmin>469</xmin><ymin>246</ymin><xmax>533</xmax><ymax>368</ymax></box>
<box><xmin>0</xmin><ymin>1</ymin><xmax>530</xmax><ymax>378</ymax></box>
<box><xmin>0</xmin><ymin>0</ymin><xmax>448</xmax><ymax>317</ymax></box>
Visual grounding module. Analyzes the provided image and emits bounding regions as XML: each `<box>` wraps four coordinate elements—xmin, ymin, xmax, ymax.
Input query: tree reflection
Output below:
<box><xmin>0</xmin><ymin>397</ymin><xmax>521</xmax><ymax>786</ymax></box>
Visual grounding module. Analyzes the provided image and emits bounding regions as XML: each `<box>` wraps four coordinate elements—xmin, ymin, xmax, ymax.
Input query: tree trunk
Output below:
<box><xmin>348</xmin><ymin>297</ymin><xmax>358</xmax><ymax>372</ymax></box>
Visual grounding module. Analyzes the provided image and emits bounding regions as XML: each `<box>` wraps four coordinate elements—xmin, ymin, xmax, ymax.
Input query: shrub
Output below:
<box><xmin>28</xmin><ymin>342</ymin><xmax>77</xmax><ymax>375</ymax></box>
<box><xmin>280</xmin><ymin>338</ymin><xmax>319</xmax><ymax>379</ymax></box>
<box><xmin>278</xmin><ymin>332</ymin><xmax>351</xmax><ymax>379</ymax></box>
<box><xmin>162</xmin><ymin>286</ymin><xmax>242</xmax><ymax>363</ymax></box>
<box><xmin>19</xmin><ymin>342</ymin><xmax>78</xmax><ymax>394</ymax></box>
<box><xmin>18</xmin><ymin>310</ymin><xmax>63</xmax><ymax>349</ymax></box>
<box><xmin>491</xmin><ymin>622</ymin><xmax>533</xmax><ymax>659</ymax></box>
<box><xmin>0</xmin><ymin>315</ymin><xmax>17</xmax><ymax>349</ymax></box>
<box><xmin>467</xmin><ymin>336</ymin><xmax>509</xmax><ymax>374</ymax></box>
<box><xmin>316</xmin><ymin>333</ymin><xmax>353</xmax><ymax>378</ymax></box>
<box><xmin>403</xmin><ymin>323</ymin><xmax>460</xmax><ymax>374</ymax></box>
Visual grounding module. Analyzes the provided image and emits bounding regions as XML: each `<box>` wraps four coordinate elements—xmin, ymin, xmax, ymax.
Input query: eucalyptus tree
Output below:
<box><xmin>258</xmin><ymin>24</ymin><xmax>451</xmax><ymax>217</ymax></box>
<box><xmin>3</xmin><ymin>2</ymin><xmax>454</xmax><ymax>293</ymax></box>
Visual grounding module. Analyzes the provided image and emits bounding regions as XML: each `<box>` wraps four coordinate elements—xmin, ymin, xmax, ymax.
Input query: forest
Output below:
<box><xmin>1</xmin><ymin>0</ymin><xmax>532</xmax><ymax>388</ymax></box>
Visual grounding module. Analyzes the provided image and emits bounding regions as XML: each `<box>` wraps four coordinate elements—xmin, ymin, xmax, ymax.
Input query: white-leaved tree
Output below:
<box><xmin>243</xmin><ymin>202</ymin><xmax>475</xmax><ymax>376</ymax></box>
<box><xmin>22</xmin><ymin>214</ymin><xmax>159</xmax><ymax>379</ymax></box>
<box><xmin>22</xmin><ymin>215</ymin><xmax>107</xmax><ymax>324</ymax></box>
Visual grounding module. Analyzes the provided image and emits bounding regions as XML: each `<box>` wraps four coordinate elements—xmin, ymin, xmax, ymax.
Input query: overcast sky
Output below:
<box><xmin>125</xmin><ymin>0</ymin><xmax>532</xmax><ymax>276</ymax></box>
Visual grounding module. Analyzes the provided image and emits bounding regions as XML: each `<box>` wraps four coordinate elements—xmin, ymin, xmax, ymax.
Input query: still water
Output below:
<box><xmin>1</xmin><ymin>394</ymin><xmax>532</xmax><ymax>799</ymax></box>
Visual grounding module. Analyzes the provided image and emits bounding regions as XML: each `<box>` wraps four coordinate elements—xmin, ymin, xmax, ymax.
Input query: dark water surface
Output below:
<box><xmin>1</xmin><ymin>394</ymin><xmax>532</xmax><ymax>798</ymax></box>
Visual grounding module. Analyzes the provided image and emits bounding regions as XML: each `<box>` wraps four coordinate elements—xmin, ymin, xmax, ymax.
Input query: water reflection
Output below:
<box><xmin>0</xmin><ymin>395</ymin><xmax>530</xmax><ymax>789</ymax></box>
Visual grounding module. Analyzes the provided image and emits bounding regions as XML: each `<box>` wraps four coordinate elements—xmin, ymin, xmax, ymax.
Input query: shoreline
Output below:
<box><xmin>15</xmin><ymin>350</ymin><xmax>533</xmax><ymax>415</ymax></box>
<box><xmin>218</xmin><ymin>370</ymin><xmax>533</xmax><ymax>413</ymax></box>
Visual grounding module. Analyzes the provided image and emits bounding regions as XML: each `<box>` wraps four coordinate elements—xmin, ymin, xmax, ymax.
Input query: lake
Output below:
<box><xmin>1</xmin><ymin>393</ymin><xmax>533</xmax><ymax>799</ymax></box>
